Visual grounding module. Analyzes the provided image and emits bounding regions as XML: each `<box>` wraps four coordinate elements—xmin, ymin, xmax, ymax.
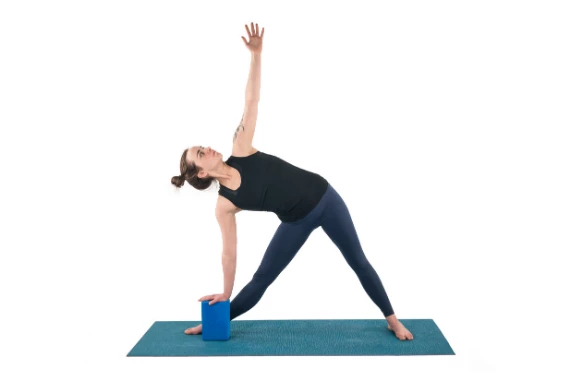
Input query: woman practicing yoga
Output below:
<box><xmin>172</xmin><ymin>22</ymin><xmax>413</xmax><ymax>341</ymax></box>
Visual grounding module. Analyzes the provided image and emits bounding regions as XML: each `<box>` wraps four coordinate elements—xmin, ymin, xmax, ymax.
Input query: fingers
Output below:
<box><xmin>199</xmin><ymin>295</ymin><xmax>223</xmax><ymax>304</ymax></box>
<box><xmin>209</xmin><ymin>296</ymin><xmax>223</xmax><ymax>305</ymax></box>
<box><xmin>244</xmin><ymin>22</ymin><xmax>264</xmax><ymax>38</ymax></box>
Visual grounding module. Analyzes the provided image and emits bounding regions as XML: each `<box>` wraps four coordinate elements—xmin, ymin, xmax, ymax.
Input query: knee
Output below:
<box><xmin>252</xmin><ymin>271</ymin><xmax>276</xmax><ymax>286</ymax></box>
<box><xmin>348</xmin><ymin>256</ymin><xmax>372</xmax><ymax>272</ymax></box>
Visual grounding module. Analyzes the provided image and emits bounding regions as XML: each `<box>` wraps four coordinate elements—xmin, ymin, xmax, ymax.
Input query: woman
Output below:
<box><xmin>172</xmin><ymin>22</ymin><xmax>413</xmax><ymax>341</ymax></box>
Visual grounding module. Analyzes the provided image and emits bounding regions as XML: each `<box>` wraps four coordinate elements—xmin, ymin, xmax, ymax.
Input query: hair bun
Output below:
<box><xmin>171</xmin><ymin>175</ymin><xmax>185</xmax><ymax>188</ymax></box>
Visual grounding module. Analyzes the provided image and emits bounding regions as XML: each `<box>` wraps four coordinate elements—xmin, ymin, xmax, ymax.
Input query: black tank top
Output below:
<box><xmin>218</xmin><ymin>151</ymin><xmax>329</xmax><ymax>222</ymax></box>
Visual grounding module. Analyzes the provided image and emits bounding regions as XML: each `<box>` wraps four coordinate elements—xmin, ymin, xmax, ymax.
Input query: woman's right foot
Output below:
<box><xmin>387</xmin><ymin>322</ymin><xmax>414</xmax><ymax>340</ymax></box>
<box><xmin>184</xmin><ymin>324</ymin><xmax>202</xmax><ymax>335</ymax></box>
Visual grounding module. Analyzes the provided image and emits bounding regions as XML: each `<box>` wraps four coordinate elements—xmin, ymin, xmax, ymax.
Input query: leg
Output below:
<box><xmin>229</xmin><ymin>220</ymin><xmax>316</xmax><ymax>320</ymax></box>
<box><xmin>320</xmin><ymin>188</ymin><xmax>413</xmax><ymax>340</ymax></box>
<box><xmin>320</xmin><ymin>190</ymin><xmax>394</xmax><ymax>316</ymax></box>
<box><xmin>185</xmin><ymin>221</ymin><xmax>315</xmax><ymax>335</ymax></box>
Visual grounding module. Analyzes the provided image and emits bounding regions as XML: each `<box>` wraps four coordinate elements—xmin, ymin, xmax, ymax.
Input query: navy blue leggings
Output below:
<box><xmin>230</xmin><ymin>183</ymin><xmax>395</xmax><ymax>319</ymax></box>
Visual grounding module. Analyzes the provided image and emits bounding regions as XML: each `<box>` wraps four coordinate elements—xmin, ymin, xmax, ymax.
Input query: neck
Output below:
<box><xmin>208</xmin><ymin>163</ymin><xmax>235</xmax><ymax>186</ymax></box>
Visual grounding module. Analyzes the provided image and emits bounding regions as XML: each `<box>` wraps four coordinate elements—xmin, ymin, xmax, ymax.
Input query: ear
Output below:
<box><xmin>197</xmin><ymin>170</ymin><xmax>208</xmax><ymax>179</ymax></box>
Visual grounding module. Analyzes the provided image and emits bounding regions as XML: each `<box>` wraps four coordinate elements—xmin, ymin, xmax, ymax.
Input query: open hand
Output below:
<box><xmin>198</xmin><ymin>293</ymin><xmax>230</xmax><ymax>305</ymax></box>
<box><xmin>241</xmin><ymin>22</ymin><xmax>264</xmax><ymax>54</ymax></box>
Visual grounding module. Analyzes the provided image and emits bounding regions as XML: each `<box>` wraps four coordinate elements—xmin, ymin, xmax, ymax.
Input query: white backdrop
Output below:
<box><xmin>1</xmin><ymin>0</ymin><xmax>575</xmax><ymax>382</ymax></box>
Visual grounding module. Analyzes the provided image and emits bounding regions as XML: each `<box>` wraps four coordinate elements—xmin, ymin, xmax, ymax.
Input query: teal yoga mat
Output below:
<box><xmin>127</xmin><ymin>319</ymin><xmax>454</xmax><ymax>356</ymax></box>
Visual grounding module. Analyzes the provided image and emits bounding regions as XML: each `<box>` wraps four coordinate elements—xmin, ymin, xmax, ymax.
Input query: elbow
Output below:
<box><xmin>245</xmin><ymin>95</ymin><xmax>260</xmax><ymax>102</ymax></box>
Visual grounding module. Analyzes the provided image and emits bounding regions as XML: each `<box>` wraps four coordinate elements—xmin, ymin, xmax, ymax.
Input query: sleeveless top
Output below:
<box><xmin>218</xmin><ymin>151</ymin><xmax>329</xmax><ymax>223</ymax></box>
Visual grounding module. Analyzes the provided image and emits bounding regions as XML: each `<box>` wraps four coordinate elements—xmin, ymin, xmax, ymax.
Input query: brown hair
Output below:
<box><xmin>171</xmin><ymin>148</ymin><xmax>215</xmax><ymax>190</ymax></box>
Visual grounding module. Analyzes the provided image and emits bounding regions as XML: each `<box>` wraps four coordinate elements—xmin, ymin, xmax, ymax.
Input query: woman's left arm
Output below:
<box><xmin>242</xmin><ymin>22</ymin><xmax>263</xmax><ymax>102</ymax></box>
<box><xmin>245</xmin><ymin>53</ymin><xmax>261</xmax><ymax>101</ymax></box>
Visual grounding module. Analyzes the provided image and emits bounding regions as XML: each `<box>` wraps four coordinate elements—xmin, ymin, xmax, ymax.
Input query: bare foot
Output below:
<box><xmin>387</xmin><ymin>322</ymin><xmax>414</xmax><ymax>340</ymax></box>
<box><xmin>184</xmin><ymin>324</ymin><xmax>202</xmax><ymax>335</ymax></box>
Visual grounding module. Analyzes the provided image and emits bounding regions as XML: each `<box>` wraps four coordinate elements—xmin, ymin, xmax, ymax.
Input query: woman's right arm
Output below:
<box><xmin>216</xmin><ymin>196</ymin><xmax>239</xmax><ymax>297</ymax></box>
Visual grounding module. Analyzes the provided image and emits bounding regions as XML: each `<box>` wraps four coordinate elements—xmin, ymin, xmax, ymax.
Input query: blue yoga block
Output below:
<box><xmin>201</xmin><ymin>299</ymin><xmax>231</xmax><ymax>341</ymax></box>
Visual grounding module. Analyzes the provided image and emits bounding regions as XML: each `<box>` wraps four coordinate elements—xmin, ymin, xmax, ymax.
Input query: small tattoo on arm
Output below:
<box><xmin>233</xmin><ymin>114</ymin><xmax>245</xmax><ymax>143</ymax></box>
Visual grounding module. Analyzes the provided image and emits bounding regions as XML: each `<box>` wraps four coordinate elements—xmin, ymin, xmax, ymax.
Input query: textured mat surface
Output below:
<box><xmin>127</xmin><ymin>319</ymin><xmax>454</xmax><ymax>356</ymax></box>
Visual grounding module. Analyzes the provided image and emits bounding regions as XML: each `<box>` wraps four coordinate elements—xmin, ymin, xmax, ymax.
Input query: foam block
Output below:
<box><xmin>201</xmin><ymin>299</ymin><xmax>231</xmax><ymax>341</ymax></box>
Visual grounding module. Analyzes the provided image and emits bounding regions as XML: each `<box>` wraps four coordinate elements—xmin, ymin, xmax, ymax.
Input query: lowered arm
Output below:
<box><xmin>216</xmin><ymin>197</ymin><xmax>239</xmax><ymax>296</ymax></box>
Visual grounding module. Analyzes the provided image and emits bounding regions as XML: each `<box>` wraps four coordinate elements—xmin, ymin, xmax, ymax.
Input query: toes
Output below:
<box><xmin>184</xmin><ymin>326</ymin><xmax>200</xmax><ymax>335</ymax></box>
<box><xmin>396</xmin><ymin>330</ymin><xmax>414</xmax><ymax>341</ymax></box>
<box><xmin>386</xmin><ymin>324</ymin><xmax>414</xmax><ymax>341</ymax></box>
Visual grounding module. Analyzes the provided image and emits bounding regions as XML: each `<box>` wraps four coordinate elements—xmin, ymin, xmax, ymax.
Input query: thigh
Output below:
<box><xmin>320</xmin><ymin>190</ymin><xmax>368</xmax><ymax>268</ymax></box>
<box><xmin>252</xmin><ymin>221</ymin><xmax>317</xmax><ymax>281</ymax></box>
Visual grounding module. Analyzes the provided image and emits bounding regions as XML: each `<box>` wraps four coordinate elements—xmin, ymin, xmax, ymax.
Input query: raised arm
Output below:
<box><xmin>245</xmin><ymin>54</ymin><xmax>261</xmax><ymax>101</ymax></box>
<box><xmin>233</xmin><ymin>100</ymin><xmax>259</xmax><ymax>149</ymax></box>
<box><xmin>242</xmin><ymin>22</ymin><xmax>262</xmax><ymax>100</ymax></box>
<box><xmin>233</xmin><ymin>23</ymin><xmax>263</xmax><ymax>149</ymax></box>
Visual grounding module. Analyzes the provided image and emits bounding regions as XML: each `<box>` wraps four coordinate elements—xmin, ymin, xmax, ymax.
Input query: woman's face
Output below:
<box><xmin>186</xmin><ymin>146</ymin><xmax>222</xmax><ymax>177</ymax></box>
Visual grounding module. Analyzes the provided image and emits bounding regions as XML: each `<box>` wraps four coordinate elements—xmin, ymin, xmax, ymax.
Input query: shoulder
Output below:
<box><xmin>216</xmin><ymin>194</ymin><xmax>242</xmax><ymax>215</ymax></box>
<box><xmin>230</xmin><ymin>144</ymin><xmax>259</xmax><ymax>158</ymax></box>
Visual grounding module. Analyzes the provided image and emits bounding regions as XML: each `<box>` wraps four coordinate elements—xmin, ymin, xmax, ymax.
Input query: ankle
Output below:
<box><xmin>385</xmin><ymin>314</ymin><xmax>399</xmax><ymax>325</ymax></box>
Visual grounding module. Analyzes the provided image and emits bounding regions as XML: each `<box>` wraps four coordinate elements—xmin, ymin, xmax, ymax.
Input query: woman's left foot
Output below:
<box><xmin>387</xmin><ymin>321</ymin><xmax>414</xmax><ymax>340</ymax></box>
